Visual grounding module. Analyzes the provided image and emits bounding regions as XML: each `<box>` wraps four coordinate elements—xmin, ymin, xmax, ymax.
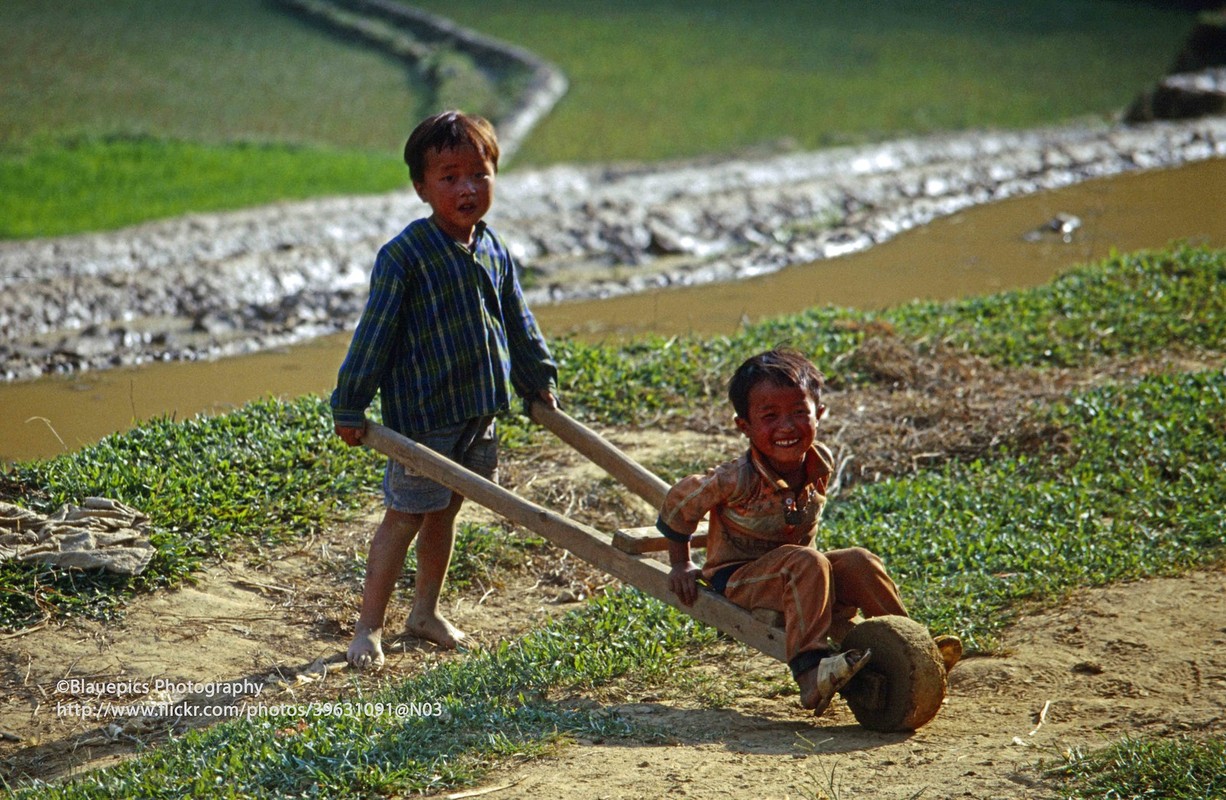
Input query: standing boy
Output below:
<box><xmin>332</xmin><ymin>111</ymin><xmax>558</xmax><ymax>670</ymax></box>
<box><xmin>658</xmin><ymin>347</ymin><xmax>959</xmax><ymax>714</ymax></box>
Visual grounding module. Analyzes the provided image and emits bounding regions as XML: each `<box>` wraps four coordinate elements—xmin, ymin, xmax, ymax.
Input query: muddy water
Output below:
<box><xmin>543</xmin><ymin>157</ymin><xmax>1226</xmax><ymax>336</ymax></box>
<box><xmin>3</xmin><ymin>158</ymin><xmax>1224</xmax><ymax>462</ymax></box>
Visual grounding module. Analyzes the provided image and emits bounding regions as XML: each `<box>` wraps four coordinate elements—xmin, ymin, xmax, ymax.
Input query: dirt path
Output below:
<box><xmin>0</xmin><ymin>507</ymin><xmax>586</xmax><ymax>785</ymax></box>
<box><xmin>478</xmin><ymin>567</ymin><xmax>1226</xmax><ymax>800</ymax></box>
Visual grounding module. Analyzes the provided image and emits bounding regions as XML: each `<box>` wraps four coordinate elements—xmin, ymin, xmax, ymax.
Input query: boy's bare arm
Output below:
<box><xmin>667</xmin><ymin>539</ymin><xmax>701</xmax><ymax>606</ymax></box>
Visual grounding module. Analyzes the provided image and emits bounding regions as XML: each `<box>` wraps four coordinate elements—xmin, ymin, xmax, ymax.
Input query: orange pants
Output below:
<box><xmin>722</xmin><ymin>545</ymin><xmax>907</xmax><ymax>671</ymax></box>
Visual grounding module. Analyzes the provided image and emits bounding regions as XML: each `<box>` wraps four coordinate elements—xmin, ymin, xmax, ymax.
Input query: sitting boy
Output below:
<box><xmin>332</xmin><ymin>110</ymin><xmax>558</xmax><ymax>670</ymax></box>
<box><xmin>658</xmin><ymin>347</ymin><xmax>959</xmax><ymax>715</ymax></box>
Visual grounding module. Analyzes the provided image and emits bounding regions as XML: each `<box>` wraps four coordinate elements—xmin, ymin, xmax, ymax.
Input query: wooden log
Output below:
<box><xmin>528</xmin><ymin>401</ymin><xmax>670</xmax><ymax>509</ymax></box>
<box><xmin>362</xmin><ymin>422</ymin><xmax>787</xmax><ymax>662</ymax></box>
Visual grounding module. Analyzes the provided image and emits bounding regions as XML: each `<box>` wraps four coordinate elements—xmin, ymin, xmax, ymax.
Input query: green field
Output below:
<box><xmin>413</xmin><ymin>0</ymin><xmax>1197</xmax><ymax>164</ymax></box>
<box><xmin>0</xmin><ymin>0</ymin><xmax>1200</xmax><ymax>238</ymax></box>
<box><xmin>0</xmin><ymin>0</ymin><xmax>426</xmax><ymax>150</ymax></box>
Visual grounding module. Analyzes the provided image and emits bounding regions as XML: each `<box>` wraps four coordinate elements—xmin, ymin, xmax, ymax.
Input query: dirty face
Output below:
<box><xmin>413</xmin><ymin>143</ymin><xmax>495</xmax><ymax>246</ymax></box>
<box><xmin>734</xmin><ymin>380</ymin><xmax>820</xmax><ymax>478</ymax></box>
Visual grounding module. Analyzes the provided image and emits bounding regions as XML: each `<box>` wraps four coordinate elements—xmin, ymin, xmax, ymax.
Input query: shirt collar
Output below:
<box><xmin>426</xmin><ymin>217</ymin><xmax>487</xmax><ymax>250</ymax></box>
<box><xmin>747</xmin><ymin>444</ymin><xmax>830</xmax><ymax>495</ymax></box>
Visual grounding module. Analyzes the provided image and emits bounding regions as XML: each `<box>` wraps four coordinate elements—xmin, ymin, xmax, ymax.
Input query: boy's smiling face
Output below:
<box><xmin>735</xmin><ymin>380</ymin><xmax>820</xmax><ymax>478</ymax></box>
<box><xmin>413</xmin><ymin>143</ymin><xmax>495</xmax><ymax>246</ymax></box>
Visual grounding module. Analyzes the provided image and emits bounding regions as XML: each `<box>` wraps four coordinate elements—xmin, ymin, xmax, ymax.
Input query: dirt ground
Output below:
<box><xmin>2</xmin><ymin>348</ymin><xmax>1224</xmax><ymax>798</ymax></box>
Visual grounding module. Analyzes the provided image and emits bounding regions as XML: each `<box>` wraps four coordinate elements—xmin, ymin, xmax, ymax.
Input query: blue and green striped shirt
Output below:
<box><xmin>331</xmin><ymin>218</ymin><xmax>557</xmax><ymax>436</ymax></box>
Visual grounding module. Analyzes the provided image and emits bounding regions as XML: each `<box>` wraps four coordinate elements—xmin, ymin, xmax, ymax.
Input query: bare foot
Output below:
<box><xmin>404</xmin><ymin>611</ymin><xmax>466</xmax><ymax>649</ymax></box>
<box><xmin>347</xmin><ymin>624</ymin><xmax>386</xmax><ymax>671</ymax></box>
<box><xmin>797</xmin><ymin>648</ymin><xmax>872</xmax><ymax>715</ymax></box>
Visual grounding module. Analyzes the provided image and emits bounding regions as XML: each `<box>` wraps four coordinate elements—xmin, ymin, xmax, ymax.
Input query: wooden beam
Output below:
<box><xmin>528</xmin><ymin>401</ymin><xmax>671</xmax><ymax>509</ymax></box>
<box><xmin>362</xmin><ymin>422</ymin><xmax>786</xmax><ymax>662</ymax></box>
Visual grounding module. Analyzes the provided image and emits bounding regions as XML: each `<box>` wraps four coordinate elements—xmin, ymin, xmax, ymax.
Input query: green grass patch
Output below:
<box><xmin>0</xmin><ymin>0</ymin><xmax>423</xmax><ymax>151</ymax></box>
<box><xmin>823</xmin><ymin>369</ymin><xmax>1226</xmax><ymax>650</ymax></box>
<box><xmin>550</xmin><ymin>245</ymin><xmax>1226</xmax><ymax>425</ymax></box>
<box><xmin>6</xmin><ymin>368</ymin><xmax>1223</xmax><ymax>795</ymax></box>
<box><xmin>892</xmin><ymin>243</ymin><xmax>1226</xmax><ymax>367</ymax></box>
<box><xmin>0</xmin><ymin>135</ymin><xmax>408</xmax><ymax>239</ymax></box>
<box><xmin>1051</xmin><ymin>734</ymin><xmax>1226</xmax><ymax>799</ymax></box>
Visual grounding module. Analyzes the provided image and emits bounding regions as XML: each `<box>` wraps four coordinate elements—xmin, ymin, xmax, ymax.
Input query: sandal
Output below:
<box><xmin>798</xmin><ymin>648</ymin><xmax>872</xmax><ymax>716</ymax></box>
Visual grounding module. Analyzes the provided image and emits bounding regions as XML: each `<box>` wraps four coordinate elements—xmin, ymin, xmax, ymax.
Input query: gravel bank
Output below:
<box><xmin>2</xmin><ymin>116</ymin><xmax>1224</xmax><ymax>382</ymax></box>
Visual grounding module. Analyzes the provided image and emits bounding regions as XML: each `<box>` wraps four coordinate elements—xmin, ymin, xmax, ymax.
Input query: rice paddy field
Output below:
<box><xmin>0</xmin><ymin>0</ymin><xmax>1202</xmax><ymax>237</ymax></box>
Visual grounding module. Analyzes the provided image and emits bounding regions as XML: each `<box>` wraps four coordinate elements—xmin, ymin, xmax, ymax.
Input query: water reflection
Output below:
<box><xmin>2</xmin><ymin>158</ymin><xmax>1223</xmax><ymax>462</ymax></box>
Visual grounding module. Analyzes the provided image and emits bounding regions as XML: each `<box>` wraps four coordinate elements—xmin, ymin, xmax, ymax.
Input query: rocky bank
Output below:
<box><xmin>2</xmin><ymin>114</ymin><xmax>1225</xmax><ymax>382</ymax></box>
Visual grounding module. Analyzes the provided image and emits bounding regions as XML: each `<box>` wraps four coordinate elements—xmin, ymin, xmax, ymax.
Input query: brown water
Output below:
<box><xmin>3</xmin><ymin>157</ymin><xmax>1224</xmax><ymax>462</ymax></box>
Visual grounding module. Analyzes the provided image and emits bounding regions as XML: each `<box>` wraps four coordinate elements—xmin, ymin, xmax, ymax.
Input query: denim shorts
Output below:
<box><xmin>383</xmin><ymin>416</ymin><xmax>498</xmax><ymax>514</ymax></box>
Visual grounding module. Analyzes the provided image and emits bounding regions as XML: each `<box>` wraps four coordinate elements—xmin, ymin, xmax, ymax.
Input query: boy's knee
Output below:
<box><xmin>781</xmin><ymin>545</ymin><xmax>830</xmax><ymax>572</ymax></box>
<box><xmin>843</xmin><ymin>547</ymin><xmax>883</xmax><ymax>569</ymax></box>
<box><xmin>381</xmin><ymin>508</ymin><xmax>423</xmax><ymax>536</ymax></box>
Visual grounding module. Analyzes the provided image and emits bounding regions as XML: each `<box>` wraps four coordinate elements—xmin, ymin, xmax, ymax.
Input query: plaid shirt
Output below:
<box><xmin>331</xmin><ymin>217</ymin><xmax>557</xmax><ymax>436</ymax></box>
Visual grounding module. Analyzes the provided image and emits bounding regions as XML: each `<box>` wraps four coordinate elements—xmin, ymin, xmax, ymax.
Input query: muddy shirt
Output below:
<box><xmin>656</xmin><ymin>443</ymin><xmax>835</xmax><ymax>580</ymax></box>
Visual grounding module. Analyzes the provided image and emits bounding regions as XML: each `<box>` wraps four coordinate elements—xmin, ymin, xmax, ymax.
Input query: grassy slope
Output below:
<box><xmin>0</xmin><ymin>1</ymin><xmax>1198</xmax><ymax>237</ymax></box>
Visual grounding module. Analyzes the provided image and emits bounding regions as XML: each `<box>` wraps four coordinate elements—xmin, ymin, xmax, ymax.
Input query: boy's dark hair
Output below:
<box><xmin>404</xmin><ymin>110</ymin><xmax>500</xmax><ymax>183</ymax></box>
<box><xmin>728</xmin><ymin>346</ymin><xmax>824</xmax><ymax>419</ymax></box>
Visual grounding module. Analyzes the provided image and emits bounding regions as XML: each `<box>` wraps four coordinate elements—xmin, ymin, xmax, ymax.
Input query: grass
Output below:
<box><xmin>0</xmin><ymin>0</ymin><xmax>1200</xmax><ymax>238</ymax></box>
<box><xmin>5</xmin><ymin>371</ymin><xmax>1222</xmax><ymax>796</ymax></box>
<box><xmin>0</xmin><ymin>0</ymin><xmax>424</xmax><ymax>151</ymax></box>
<box><xmin>541</xmin><ymin>244</ymin><xmax>1226</xmax><ymax>426</ymax></box>
<box><xmin>0</xmin><ymin>136</ymin><xmax>409</xmax><ymax>239</ymax></box>
<box><xmin>824</xmin><ymin>369</ymin><xmax>1226</xmax><ymax>650</ymax></box>
<box><xmin>1053</xmin><ymin>735</ymin><xmax>1226</xmax><ymax>799</ymax></box>
<box><xmin>2</xmin><ymin>244</ymin><xmax>1224</xmax><ymax>796</ymax></box>
<box><xmin>412</xmin><ymin>0</ymin><xmax>1194</xmax><ymax>165</ymax></box>
<box><xmin>0</xmin><ymin>396</ymin><xmax>383</xmax><ymax>629</ymax></box>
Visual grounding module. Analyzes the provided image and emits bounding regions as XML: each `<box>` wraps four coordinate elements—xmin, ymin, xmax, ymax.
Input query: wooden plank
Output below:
<box><xmin>528</xmin><ymin>401</ymin><xmax>670</xmax><ymax>509</ymax></box>
<box><xmin>613</xmin><ymin>523</ymin><xmax>709</xmax><ymax>554</ymax></box>
<box><xmin>362</xmin><ymin>422</ymin><xmax>786</xmax><ymax>662</ymax></box>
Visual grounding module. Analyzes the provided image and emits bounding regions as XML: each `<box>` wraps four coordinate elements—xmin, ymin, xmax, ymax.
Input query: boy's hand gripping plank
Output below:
<box><xmin>361</xmin><ymin>421</ymin><xmax>786</xmax><ymax>662</ymax></box>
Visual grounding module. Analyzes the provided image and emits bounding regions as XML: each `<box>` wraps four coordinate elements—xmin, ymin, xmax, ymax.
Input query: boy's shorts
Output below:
<box><xmin>383</xmin><ymin>415</ymin><xmax>498</xmax><ymax>514</ymax></box>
